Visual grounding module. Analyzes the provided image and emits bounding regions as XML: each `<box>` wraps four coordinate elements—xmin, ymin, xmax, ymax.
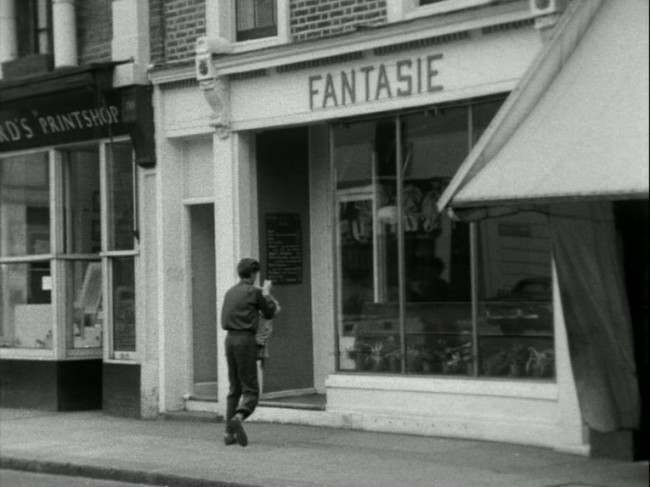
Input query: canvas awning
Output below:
<box><xmin>438</xmin><ymin>0</ymin><xmax>649</xmax><ymax>212</ymax></box>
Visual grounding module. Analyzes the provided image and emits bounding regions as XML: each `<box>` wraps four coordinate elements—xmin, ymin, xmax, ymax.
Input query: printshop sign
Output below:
<box><xmin>0</xmin><ymin>91</ymin><xmax>129</xmax><ymax>151</ymax></box>
<box><xmin>308</xmin><ymin>53</ymin><xmax>443</xmax><ymax>110</ymax></box>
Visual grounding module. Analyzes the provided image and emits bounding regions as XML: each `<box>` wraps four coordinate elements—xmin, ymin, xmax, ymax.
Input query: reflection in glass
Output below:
<box><xmin>0</xmin><ymin>153</ymin><xmax>50</xmax><ymax>257</ymax></box>
<box><xmin>0</xmin><ymin>262</ymin><xmax>52</xmax><ymax>348</ymax></box>
<box><xmin>112</xmin><ymin>257</ymin><xmax>135</xmax><ymax>352</ymax></box>
<box><xmin>334</xmin><ymin>119</ymin><xmax>401</xmax><ymax>372</ymax></box>
<box><xmin>472</xmin><ymin>97</ymin><xmax>505</xmax><ymax>144</ymax></box>
<box><xmin>107</xmin><ymin>143</ymin><xmax>135</xmax><ymax>251</ymax></box>
<box><xmin>477</xmin><ymin>212</ymin><xmax>554</xmax><ymax>378</ymax></box>
<box><xmin>66</xmin><ymin>260</ymin><xmax>102</xmax><ymax>349</ymax></box>
<box><xmin>401</xmin><ymin>108</ymin><xmax>473</xmax><ymax>375</ymax></box>
<box><xmin>63</xmin><ymin>147</ymin><xmax>100</xmax><ymax>254</ymax></box>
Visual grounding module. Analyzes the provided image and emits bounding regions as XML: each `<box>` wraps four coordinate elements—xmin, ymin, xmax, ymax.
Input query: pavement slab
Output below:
<box><xmin>0</xmin><ymin>409</ymin><xmax>647</xmax><ymax>487</ymax></box>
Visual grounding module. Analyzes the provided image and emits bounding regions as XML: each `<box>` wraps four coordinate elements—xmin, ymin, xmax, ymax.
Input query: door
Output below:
<box><xmin>257</xmin><ymin>127</ymin><xmax>314</xmax><ymax>394</ymax></box>
<box><xmin>189</xmin><ymin>204</ymin><xmax>217</xmax><ymax>397</ymax></box>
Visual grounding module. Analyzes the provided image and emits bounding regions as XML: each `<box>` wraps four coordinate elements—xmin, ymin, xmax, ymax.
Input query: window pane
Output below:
<box><xmin>472</xmin><ymin>97</ymin><xmax>505</xmax><ymax>144</ymax></box>
<box><xmin>0</xmin><ymin>262</ymin><xmax>52</xmax><ymax>349</ymax></box>
<box><xmin>334</xmin><ymin>119</ymin><xmax>401</xmax><ymax>373</ymax></box>
<box><xmin>236</xmin><ymin>0</ymin><xmax>277</xmax><ymax>41</ymax></box>
<box><xmin>401</xmin><ymin>108</ymin><xmax>473</xmax><ymax>375</ymax></box>
<box><xmin>112</xmin><ymin>257</ymin><xmax>135</xmax><ymax>352</ymax></box>
<box><xmin>107</xmin><ymin>142</ymin><xmax>135</xmax><ymax>251</ymax></box>
<box><xmin>0</xmin><ymin>153</ymin><xmax>50</xmax><ymax>257</ymax></box>
<box><xmin>65</xmin><ymin>260</ymin><xmax>102</xmax><ymax>350</ymax></box>
<box><xmin>477</xmin><ymin>212</ymin><xmax>554</xmax><ymax>379</ymax></box>
<box><xmin>63</xmin><ymin>147</ymin><xmax>100</xmax><ymax>254</ymax></box>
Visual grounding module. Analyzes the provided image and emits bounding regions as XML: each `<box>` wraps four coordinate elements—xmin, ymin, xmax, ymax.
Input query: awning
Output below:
<box><xmin>438</xmin><ymin>0</ymin><xmax>649</xmax><ymax>211</ymax></box>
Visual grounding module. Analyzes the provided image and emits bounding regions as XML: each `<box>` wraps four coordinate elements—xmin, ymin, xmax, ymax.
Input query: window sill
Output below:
<box><xmin>230</xmin><ymin>36</ymin><xmax>289</xmax><ymax>54</ymax></box>
<box><xmin>326</xmin><ymin>373</ymin><xmax>558</xmax><ymax>400</ymax></box>
<box><xmin>0</xmin><ymin>348</ymin><xmax>56</xmax><ymax>360</ymax></box>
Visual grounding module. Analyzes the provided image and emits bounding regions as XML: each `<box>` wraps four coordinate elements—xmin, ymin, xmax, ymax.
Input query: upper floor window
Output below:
<box><xmin>236</xmin><ymin>0</ymin><xmax>277</xmax><ymax>41</ymax></box>
<box><xmin>16</xmin><ymin>0</ymin><xmax>52</xmax><ymax>57</ymax></box>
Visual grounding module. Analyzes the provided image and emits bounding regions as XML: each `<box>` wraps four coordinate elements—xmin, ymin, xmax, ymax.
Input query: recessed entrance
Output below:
<box><xmin>256</xmin><ymin>127</ymin><xmax>315</xmax><ymax>401</ymax></box>
<box><xmin>188</xmin><ymin>203</ymin><xmax>217</xmax><ymax>398</ymax></box>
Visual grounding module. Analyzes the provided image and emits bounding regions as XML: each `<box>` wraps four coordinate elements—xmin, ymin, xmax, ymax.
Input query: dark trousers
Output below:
<box><xmin>225</xmin><ymin>331</ymin><xmax>259</xmax><ymax>427</ymax></box>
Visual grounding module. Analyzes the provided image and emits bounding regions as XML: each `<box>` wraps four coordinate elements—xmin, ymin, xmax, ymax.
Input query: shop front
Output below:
<box><xmin>438</xmin><ymin>0</ymin><xmax>648</xmax><ymax>459</ymax></box>
<box><xmin>0</xmin><ymin>65</ymin><xmax>154</xmax><ymax>415</ymax></box>
<box><xmin>160</xmin><ymin>4</ymin><xmax>593</xmax><ymax>454</ymax></box>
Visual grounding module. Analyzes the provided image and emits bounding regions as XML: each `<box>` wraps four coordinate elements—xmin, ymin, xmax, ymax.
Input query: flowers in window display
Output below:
<box><xmin>481</xmin><ymin>344</ymin><xmax>554</xmax><ymax>378</ymax></box>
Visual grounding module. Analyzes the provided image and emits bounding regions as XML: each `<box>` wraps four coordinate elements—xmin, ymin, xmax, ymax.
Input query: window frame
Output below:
<box><xmin>101</xmin><ymin>140</ymin><xmax>139</xmax><ymax>362</ymax></box>
<box><xmin>205</xmin><ymin>0</ymin><xmax>290</xmax><ymax>53</ymax></box>
<box><xmin>0</xmin><ymin>136</ymin><xmax>140</xmax><ymax>363</ymax></box>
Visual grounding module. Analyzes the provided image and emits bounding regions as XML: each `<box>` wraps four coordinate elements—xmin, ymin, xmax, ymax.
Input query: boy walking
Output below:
<box><xmin>221</xmin><ymin>258</ymin><xmax>278</xmax><ymax>446</ymax></box>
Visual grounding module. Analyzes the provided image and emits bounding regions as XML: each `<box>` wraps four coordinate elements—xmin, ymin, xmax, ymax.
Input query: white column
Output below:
<box><xmin>214</xmin><ymin>132</ymin><xmax>237</xmax><ymax>413</ymax></box>
<box><xmin>52</xmin><ymin>0</ymin><xmax>78</xmax><ymax>67</ymax></box>
<box><xmin>112</xmin><ymin>0</ymin><xmax>149</xmax><ymax>85</ymax></box>
<box><xmin>0</xmin><ymin>0</ymin><xmax>18</xmax><ymax>78</ymax></box>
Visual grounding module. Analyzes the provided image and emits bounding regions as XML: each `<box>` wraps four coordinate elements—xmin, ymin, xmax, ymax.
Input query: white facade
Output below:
<box><xmin>146</xmin><ymin>3</ymin><xmax>588</xmax><ymax>454</ymax></box>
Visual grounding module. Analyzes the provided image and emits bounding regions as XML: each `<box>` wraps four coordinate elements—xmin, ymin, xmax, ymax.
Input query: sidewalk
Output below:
<box><xmin>0</xmin><ymin>409</ymin><xmax>647</xmax><ymax>487</ymax></box>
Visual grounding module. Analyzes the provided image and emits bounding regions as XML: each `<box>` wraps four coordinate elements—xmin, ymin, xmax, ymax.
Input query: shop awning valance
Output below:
<box><xmin>438</xmin><ymin>0</ymin><xmax>649</xmax><ymax>210</ymax></box>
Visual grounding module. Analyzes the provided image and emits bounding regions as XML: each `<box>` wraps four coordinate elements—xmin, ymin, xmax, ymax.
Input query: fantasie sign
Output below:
<box><xmin>308</xmin><ymin>53</ymin><xmax>443</xmax><ymax>110</ymax></box>
<box><xmin>0</xmin><ymin>90</ymin><xmax>129</xmax><ymax>151</ymax></box>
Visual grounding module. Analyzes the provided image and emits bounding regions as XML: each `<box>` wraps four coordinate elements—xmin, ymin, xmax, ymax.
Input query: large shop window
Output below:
<box><xmin>0</xmin><ymin>153</ymin><xmax>52</xmax><ymax>349</ymax></box>
<box><xmin>0</xmin><ymin>141</ymin><xmax>137</xmax><ymax>358</ymax></box>
<box><xmin>334</xmin><ymin>99</ymin><xmax>555</xmax><ymax>379</ymax></box>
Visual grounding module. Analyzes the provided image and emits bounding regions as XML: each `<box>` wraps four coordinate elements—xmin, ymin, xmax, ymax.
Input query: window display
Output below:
<box><xmin>333</xmin><ymin>97</ymin><xmax>555</xmax><ymax>379</ymax></box>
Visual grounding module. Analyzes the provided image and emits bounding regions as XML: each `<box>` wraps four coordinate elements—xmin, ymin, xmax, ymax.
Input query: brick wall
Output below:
<box><xmin>77</xmin><ymin>0</ymin><xmax>112</xmax><ymax>64</ymax></box>
<box><xmin>291</xmin><ymin>0</ymin><xmax>387</xmax><ymax>42</ymax></box>
<box><xmin>150</xmin><ymin>0</ymin><xmax>206</xmax><ymax>66</ymax></box>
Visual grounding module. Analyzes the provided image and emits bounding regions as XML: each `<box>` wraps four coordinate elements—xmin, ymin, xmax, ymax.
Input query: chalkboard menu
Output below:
<box><xmin>265</xmin><ymin>213</ymin><xmax>302</xmax><ymax>285</ymax></box>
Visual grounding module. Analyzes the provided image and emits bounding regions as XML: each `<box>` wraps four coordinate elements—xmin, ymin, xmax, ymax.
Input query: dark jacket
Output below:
<box><xmin>221</xmin><ymin>281</ymin><xmax>277</xmax><ymax>333</ymax></box>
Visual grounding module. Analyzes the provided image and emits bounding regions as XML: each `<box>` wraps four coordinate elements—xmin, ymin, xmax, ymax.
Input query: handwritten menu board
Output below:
<box><xmin>265</xmin><ymin>213</ymin><xmax>302</xmax><ymax>285</ymax></box>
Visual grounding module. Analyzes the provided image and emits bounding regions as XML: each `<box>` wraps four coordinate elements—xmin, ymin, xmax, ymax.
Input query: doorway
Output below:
<box><xmin>189</xmin><ymin>204</ymin><xmax>217</xmax><ymax>398</ymax></box>
<box><xmin>256</xmin><ymin>127</ymin><xmax>315</xmax><ymax>397</ymax></box>
<box><xmin>615</xmin><ymin>199</ymin><xmax>649</xmax><ymax>460</ymax></box>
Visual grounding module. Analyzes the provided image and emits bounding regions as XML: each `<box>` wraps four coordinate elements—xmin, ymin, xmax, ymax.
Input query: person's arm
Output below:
<box><xmin>256</xmin><ymin>289</ymin><xmax>277</xmax><ymax>319</ymax></box>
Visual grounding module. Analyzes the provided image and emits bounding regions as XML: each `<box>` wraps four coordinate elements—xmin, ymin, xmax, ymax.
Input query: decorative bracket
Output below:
<box><xmin>195</xmin><ymin>36</ymin><xmax>232</xmax><ymax>139</ymax></box>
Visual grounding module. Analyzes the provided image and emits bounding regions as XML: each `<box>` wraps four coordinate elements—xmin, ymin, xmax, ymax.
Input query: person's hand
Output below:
<box><xmin>262</xmin><ymin>279</ymin><xmax>272</xmax><ymax>296</ymax></box>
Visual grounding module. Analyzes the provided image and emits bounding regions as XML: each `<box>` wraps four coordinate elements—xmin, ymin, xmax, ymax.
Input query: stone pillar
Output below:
<box><xmin>0</xmin><ymin>0</ymin><xmax>17</xmax><ymax>77</ymax></box>
<box><xmin>52</xmin><ymin>0</ymin><xmax>77</xmax><ymax>67</ymax></box>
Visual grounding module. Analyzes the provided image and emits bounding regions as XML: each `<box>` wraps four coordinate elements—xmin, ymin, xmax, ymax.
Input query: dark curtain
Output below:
<box><xmin>549</xmin><ymin>201</ymin><xmax>640</xmax><ymax>432</ymax></box>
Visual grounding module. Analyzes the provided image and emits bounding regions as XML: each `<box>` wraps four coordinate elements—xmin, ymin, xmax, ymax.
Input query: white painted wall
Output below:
<box><xmin>139</xmin><ymin>169</ymin><xmax>160</xmax><ymax>418</ymax></box>
<box><xmin>309</xmin><ymin>124</ymin><xmax>336</xmax><ymax>392</ymax></box>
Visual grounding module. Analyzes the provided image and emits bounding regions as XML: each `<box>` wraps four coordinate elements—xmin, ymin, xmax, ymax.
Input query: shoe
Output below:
<box><xmin>223</xmin><ymin>433</ymin><xmax>237</xmax><ymax>446</ymax></box>
<box><xmin>228</xmin><ymin>416</ymin><xmax>248</xmax><ymax>447</ymax></box>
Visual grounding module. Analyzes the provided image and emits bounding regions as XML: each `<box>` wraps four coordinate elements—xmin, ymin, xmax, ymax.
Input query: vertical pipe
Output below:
<box><xmin>468</xmin><ymin>104</ymin><xmax>479</xmax><ymax>376</ymax></box>
<box><xmin>395</xmin><ymin>115</ymin><xmax>406</xmax><ymax>374</ymax></box>
<box><xmin>470</xmin><ymin>222</ymin><xmax>479</xmax><ymax>377</ymax></box>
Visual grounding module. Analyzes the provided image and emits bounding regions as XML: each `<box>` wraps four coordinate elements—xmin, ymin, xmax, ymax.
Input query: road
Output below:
<box><xmin>0</xmin><ymin>469</ymin><xmax>153</xmax><ymax>487</ymax></box>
